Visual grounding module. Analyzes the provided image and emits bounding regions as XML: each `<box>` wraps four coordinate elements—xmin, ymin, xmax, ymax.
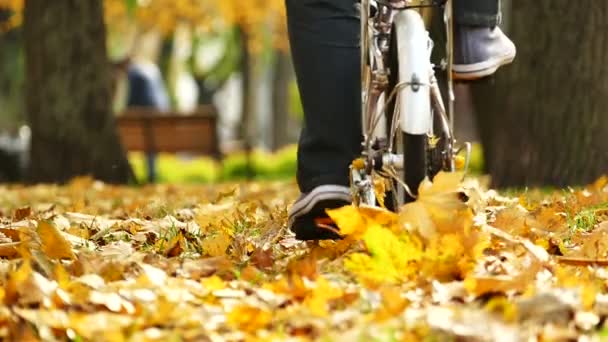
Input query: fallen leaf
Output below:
<box><xmin>326</xmin><ymin>205</ymin><xmax>398</xmax><ymax>239</ymax></box>
<box><xmin>227</xmin><ymin>305</ymin><xmax>272</xmax><ymax>332</ymax></box>
<box><xmin>345</xmin><ymin>225</ymin><xmax>421</xmax><ymax>284</ymax></box>
<box><xmin>37</xmin><ymin>221</ymin><xmax>75</xmax><ymax>260</ymax></box>
<box><xmin>303</xmin><ymin>277</ymin><xmax>344</xmax><ymax>317</ymax></box>
<box><xmin>165</xmin><ymin>232</ymin><xmax>187</xmax><ymax>257</ymax></box>
<box><xmin>13</xmin><ymin>207</ymin><xmax>31</xmax><ymax>221</ymax></box>
<box><xmin>373</xmin><ymin>286</ymin><xmax>409</xmax><ymax>321</ymax></box>
<box><xmin>201</xmin><ymin>275</ymin><xmax>226</xmax><ymax>291</ymax></box>
<box><xmin>515</xmin><ymin>293</ymin><xmax>573</xmax><ymax>325</ymax></box>
<box><xmin>201</xmin><ymin>230</ymin><xmax>232</xmax><ymax>257</ymax></box>
<box><xmin>400</xmin><ymin>171</ymin><xmax>469</xmax><ymax>240</ymax></box>
<box><xmin>0</xmin><ymin>242</ymin><xmax>20</xmax><ymax>258</ymax></box>
<box><xmin>250</xmin><ymin>247</ymin><xmax>274</xmax><ymax>269</ymax></box>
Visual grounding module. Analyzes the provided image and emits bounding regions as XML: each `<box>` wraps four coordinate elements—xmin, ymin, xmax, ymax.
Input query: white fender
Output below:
<box><xmin>394</xmin><ymin>10</ymin><xmax>433</xmax><ymax>135</ymax></box>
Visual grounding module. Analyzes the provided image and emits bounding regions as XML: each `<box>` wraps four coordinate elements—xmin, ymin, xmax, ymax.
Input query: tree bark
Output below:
<box><xmin>237</xmin><ymin>25</ymin><xmax>255</xmax><ymax>178</ymax></box>
<box><xmin>271</xmin><ymin>50</ymin><xmax>292</xmax><ymax>151</ymax></box>
<box><xmin>23</xmin><ymin>0</ymin><xmax>132</xmax><ymax>184</ymax></box>
<box><xmin>471</xmin><ymin>1</ymin><xmax>608</xmax><ymax>187</ymax></box>
<box><xmin>0</xmin><ymin>10</ymin><xmax>23</xmax><ymax>129</ymax></box>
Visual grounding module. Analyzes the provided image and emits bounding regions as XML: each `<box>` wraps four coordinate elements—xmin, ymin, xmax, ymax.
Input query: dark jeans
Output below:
<box><xmin>146</xmin><ymin>153</ymin><xmax>157</xmax><ymax>183</ymax></box>
<box><xmin>454</xmin><ymin>0</ymin><xmax>501</xmax><ymax>27</ymax></box>
<box><xmin>286</xmin><ymin>0</ymin><xmax>500</xmax><ymax>193</ymax></box>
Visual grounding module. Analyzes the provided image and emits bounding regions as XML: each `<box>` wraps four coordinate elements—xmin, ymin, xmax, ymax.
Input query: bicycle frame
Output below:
<box><xmin>354</xmin><ymin>0</ymin><xmax>463</xmax><ymax>207</ymax></box>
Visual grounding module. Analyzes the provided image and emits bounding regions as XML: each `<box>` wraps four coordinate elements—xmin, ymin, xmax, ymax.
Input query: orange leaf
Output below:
<box><xmin>13</xmin><ymin>206</ymin><xmax>31</xmax><ymax>221</ymax></box>
<box><xmin>250</xmin><ymin>247</ymin><xmax>274</xmax><ymax>269</ymax></box>
<box><xmin>165</xmin><ymin>232</ymin><xmax>186</xmax><ymax>257</ymax></box>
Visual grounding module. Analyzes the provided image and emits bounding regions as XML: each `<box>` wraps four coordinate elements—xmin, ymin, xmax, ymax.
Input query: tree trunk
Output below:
<box><xmin>0</xmin><ymin>10</ymin><xmax>23</xmax><ymax>129</ymax></box>
<box><xmin>237</xmin><ymin>25</ymin><xmax>254</xmax><ymax>178</ymax></box>
<box><xmin>470</xmin><ymin>1</ymin><xmax>608</xmax><ymax>187</ymax></box>
<box><xmin>159</xmin><ymin>36</ymin><xmax>177</xmax><ymax>108</ymax></box>
<box><xmin>23</xmin><ymin>0</ymin><xmax>132</xmax><ymax>184</ymax></box>
<box><xmin>271</xmin><ymin>50</ymin><xmax>292</xmax><ymax>151</ymax></box>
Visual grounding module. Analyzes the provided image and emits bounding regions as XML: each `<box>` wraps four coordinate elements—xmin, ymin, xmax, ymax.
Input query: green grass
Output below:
<box><xmin>129</xmin><ymin>142</ymin><xmax>485</xmax><ymax>184</ymax></box>
<box><xmin>129</xmin><ymin>145</ymin><xmax>298</xmax><ymax>184</ymax></box>
<box><xmin>568</xmin><ymin>202</ymin><xmax>608</xmax><ymax>233</ymax></box>
<box><xmin>468</xmin><ymin>142</ymin><xmax>484</xmax><ymax>175</ymax></box>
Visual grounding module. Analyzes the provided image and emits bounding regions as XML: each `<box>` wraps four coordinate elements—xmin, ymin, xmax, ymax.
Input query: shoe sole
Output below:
<box><xmin>291</xmin><ymin>198</ymin><xmax>349</xmax><ymax>240</ymax></box>
<box><xmin>453</xmin><ymin>53</ymin><xmax>516</xmax><ymax>80</ymax></box>
<box><xmin>288</xmin><ymin>185</ymin><xmax>351</xmax><ymax>225</ymax></box>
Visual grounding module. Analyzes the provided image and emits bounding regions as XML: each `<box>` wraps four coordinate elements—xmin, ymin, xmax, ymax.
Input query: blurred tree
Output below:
<box><xmin>189</xmin><ymin>28</ymin><xmax>241</xmax><ymax>105</ymax></box>
<box><xmin>103</xmin><ymin>0</ymin><xmax>286</xmax><ymax>51</ymax></box>
<box><xmin>471</xmin><ymin>1</ymin><xmax>608</xmax><ymax>187</ymax></box>
<box><xmin>271</xmin><ymin>50</ymin><xmax>292</xmax><ymax>150</ymax></box>
<box><xmin>237</xmin><ymin>24</ymin><xmax>254</xmax><ymax>177</ymax></box>
<box><xmin>0</xmin><ymin>8</ymin><xmax>24</xmax><ymax>129</ymax></box>
<box><xmin>104</xmin><ymin>0</ymin><xmax>290</xmax><ymax>153</ymax></box>
<box><xmin>0</xmin><ymin>0</ymin><xmax>21</xmax><ymax>31</ymax></box>
<box><xmin>23</xmin><ymin>0</ymin><xmax>132</xmax><ymax>183</ymax></box>
<box><xmin>6</xmin><ymin>0</ymin><xmax>293</xmax><ymax>165</ymax></box>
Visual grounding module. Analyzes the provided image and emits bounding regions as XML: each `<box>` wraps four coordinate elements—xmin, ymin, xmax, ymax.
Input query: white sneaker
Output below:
<box><xmin>288</xmin><ymin>185</ymin><xmax>351</xmax><ymax>240</ymax></box>
<box><xmin>453</xmin><ymin>26</ymin><xmax>516</xmax><ymax>80</ymax></box>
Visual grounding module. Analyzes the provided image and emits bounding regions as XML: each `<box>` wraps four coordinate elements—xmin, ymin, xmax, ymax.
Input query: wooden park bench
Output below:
<box><xmin>116</xmin><ymin>106</ymin><xmax>220</xmax><ymax>182</ymax></box>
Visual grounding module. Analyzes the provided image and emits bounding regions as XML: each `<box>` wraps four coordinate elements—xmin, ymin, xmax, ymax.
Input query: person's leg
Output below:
<box><xmin>146</xmin><ymin>152</ymin><xmax>157</xmax><ymax>183</ymax></box>
<box><xmin>454</xmin><ymin>0</ymin><xmax>501</xmax><ymax>27</ymax></box>
<box><xmin>452</xmin><ymin>0</ymin><xmax>516</xmax><ymax>80</ymax></box>
<box><xmin>286</xmin><ymin>0</ymin><xmax>360</xmax><ymax>240</ymax></box>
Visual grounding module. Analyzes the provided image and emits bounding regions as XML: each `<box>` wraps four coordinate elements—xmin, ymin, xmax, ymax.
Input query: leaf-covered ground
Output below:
<box><xmin>0</xmin><ymin>175</ymin><xmax>607</xmax><ymax>341</ymax></box>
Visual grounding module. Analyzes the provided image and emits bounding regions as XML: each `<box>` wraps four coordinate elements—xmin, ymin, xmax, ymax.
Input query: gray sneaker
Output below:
<box><xmin>453</xmin><ymin>26</ymin><xmax>516</xmax><ymax>80</ymax></box>
<box><xmin>288</xmin><ymin>185</ymin><xmax>351</xmax><ymax>240</ymax></box>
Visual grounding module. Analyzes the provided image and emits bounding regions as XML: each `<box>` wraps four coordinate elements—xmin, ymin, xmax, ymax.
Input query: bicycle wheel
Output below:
<box><xmin>385</xmin><ymin>62</ymin><xmax>427</xmax><ymax>205</ymax></box>
<box><xmin>390</xmin><ymin>10</ymin><xmax>443</xmax><ymax>204</ymax></box>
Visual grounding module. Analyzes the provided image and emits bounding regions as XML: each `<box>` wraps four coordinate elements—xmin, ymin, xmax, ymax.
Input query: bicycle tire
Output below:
<box><xmin>402</xmin><ymin>133</ymin><xmax>428</xmax><ymax>202</ymax></box>
<box><xmin>389</xmin><ymin>16</ymin><xmax>442</xmax><ymax>204</ymax></box>
<box><xmin>363</xmin><ymin>7</ymin><xmax>451</xmax><ymax>209</ymax></box>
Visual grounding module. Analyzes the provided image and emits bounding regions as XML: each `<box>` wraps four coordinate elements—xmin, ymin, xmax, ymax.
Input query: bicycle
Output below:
<box><xmin>351</xmin><ymin>0</ymin><xmax>472</xmax><ymax>209</ymax></box>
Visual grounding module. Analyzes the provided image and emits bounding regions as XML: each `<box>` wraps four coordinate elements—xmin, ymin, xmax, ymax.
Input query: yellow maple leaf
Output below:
<box><xmin>422</xmin><ymin>233</ymin><xmax>466</xmax><ymax>280</ymax></box>
<box><xmin>201</xmin><ymin>275</ymin><xmax>225</xmax><ymax>291</ymax></box>
<box><xmin>581</xmin><ymin>284</ymin><xmax>598</xmax><ymax>310</ymax></box>
<box><xmin>345</xmin><ymin>225</ymin><xmax>421</xmax><ymax>285</ymax></box>
<box><xmin>398</xmin><ymin>172</ymin><xmax>493</xmax><ymax>281</ymax></box>
<box><xmin>4</xmin><ymin>259</ymin><xmax>32</xmax><ymax>305</ymax></box>
<box><xmin>373</xmin><ymin>286</ymin><xmax>409</xmax><ymax>321</ymax></box>
<box><xmin>201</xmin><ymin>229</ymin><xmax>233</xmax><ymax>257</ymax></box>
<box><xmin>304</xmin><ymin>276</ymin><xmax>344</xmax><ymax>317</ymax></box>
<box><xmin>485</xmin><ymin>297</ymin><xmax>518</xmax><ymax>322</ymax></box>
<box><xmin>37</xmin><ymin>221</ymin><xmax>75</xmax><ymax>260</ymax></box>
<box><xmin>227</xmin><ymin>305</ymin><xmax>272</xmax><ymax>333</ymax></box>
<box><xmin>400</xmin><ymin>171</ymin><xmax>468</xmax><ymax>239</ymax></box>
<box><xmin>327</xmin><ymin>205</ymin><xmax>398</xmax><ymax>239</ymax></box>
<box><xmin>160</xmin><ymin>232</ymin><xmax>186</xmax><ymax>257</ymax></box>
<box><xmin>326</xmin><ymin>205</ymin><xmax>366</xmax><ymax>237</ymax></box>
<box><xmin>53</xmin><ymin>263</ymin><xmax>71</xmax><ymax>289</ymax></box>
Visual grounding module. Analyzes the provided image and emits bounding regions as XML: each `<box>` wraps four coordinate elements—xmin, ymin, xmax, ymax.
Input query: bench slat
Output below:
<box><xmin>116</xmin><ymin>107</ymin><xmax>220</xmax><ymax>157</ymax></box>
